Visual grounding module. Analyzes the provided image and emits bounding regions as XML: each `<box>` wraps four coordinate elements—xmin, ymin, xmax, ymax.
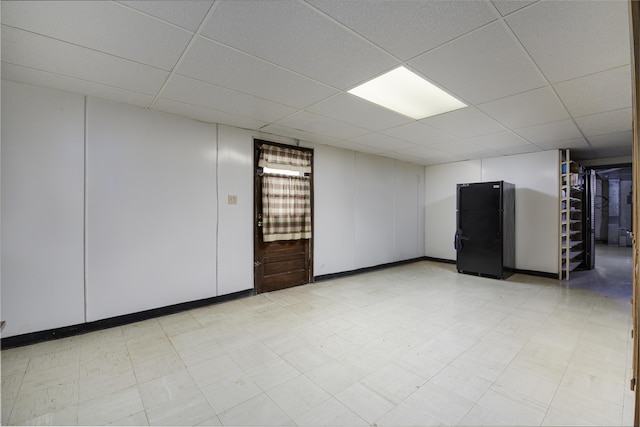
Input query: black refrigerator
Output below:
<box><xmin>454</xmin><ymin>181</ymin><xmax>515</xmax><ymax>279</ymax></box>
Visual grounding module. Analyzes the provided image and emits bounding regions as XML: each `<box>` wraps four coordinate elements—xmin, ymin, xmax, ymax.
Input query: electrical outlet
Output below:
<box><xmin>228</xmin><ymin>195</ymin><xmax>238</xmax><ymax>205</ymax></box>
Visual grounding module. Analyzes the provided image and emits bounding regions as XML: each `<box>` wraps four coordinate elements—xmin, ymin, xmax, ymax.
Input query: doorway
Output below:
<box><xmin>253</xmin><ymin>140</ymin><xmax>313</xmax><ymax>294</ymax></box>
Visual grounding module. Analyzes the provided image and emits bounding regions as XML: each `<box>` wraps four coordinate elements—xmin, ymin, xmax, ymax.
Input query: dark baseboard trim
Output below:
<box><xmin>423</xmin><ymin>256</ymin><xmax>456</xmax><ymax>265</ymax></box>
<box><xmin>314</xmin><ymin>257</ymin><xmax>427</xmax><ymax>282</ymax></box>
<box><xmin>1</xmin><ymin>289</ymin><xmax>254</xmax><ymax>349</ymax></box>
<box><xmin>513</xmin><ymin>269</ymin><xmax>558</xmax><ymax>279</ymax></box>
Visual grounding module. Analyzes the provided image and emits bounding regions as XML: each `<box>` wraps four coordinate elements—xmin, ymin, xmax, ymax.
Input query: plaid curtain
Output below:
<box><xmin>262</xmin><ymin>174</ymin><xmax>311</xmax><ymax>242</ymax></box>
<box><xmin>258</xmin><ymin>144</ymin><xmax>312</xmax><ymax>173</ymax></box>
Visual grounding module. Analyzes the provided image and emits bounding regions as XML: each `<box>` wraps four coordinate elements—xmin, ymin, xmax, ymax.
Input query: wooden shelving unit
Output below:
<box><xmin>560</xmin><ymin>149</ymin><xmax>585</xmax><ymax>280</ymax></box>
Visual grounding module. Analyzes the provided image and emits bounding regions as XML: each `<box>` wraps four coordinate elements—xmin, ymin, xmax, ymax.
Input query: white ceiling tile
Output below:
<box><xmin>276</xmin><ymin>111</ymin><xmax>368</xmax><ymax>140</ymax></box>
<box><xmin>491</xmin><ymin>1</ymin><xmax>536</xmax><ymax>17</ymax></box>
<box><xmin>429</xmin><ymin>140</ymin><xmax>484</xmax><ymax>155</ymax></box>
<box><xmin>478</xmin><ymin>87</ymin><xmax>570</xmax><ymax>129</ymax></box>
<box><xmin>1</xmin><ymin>1</ymin><xmax>191</xmax><ymax>70</ymax></box>
<box><xmin>466</xmin><ymin>131</ymin><xmax>529</xmax><ymax>149</ymax></box>
<box><xmin>153</xmin><ymin>98</ymin><xmax>267</xmax><ymax>130</ymax></box>
<box><xmin>306</xmin><ymin>0</ymin><xmax>496</xmax><ymax>60</ymax></box>
<box><xmin>162</xmin><ymin>75</ymin><xmax>296</xmax><ymax>123</ymax></box>
<box><xmin>422</xmin><ymin>155</ymin><xmax>465</xmax><ymax>165</ymax></box>
<box><xmin>505</xmin><ymin>0</ymin><xmax>630</xmax><ymax>83</ymax></box>
<box><xmin>391</xmin><ymin>145</ymin><xmax>449</xmax><ymax>160</ymax></box>
<box><xmin>1</xmin><ymin>63</ymin><xmax>154</xmax><ymax>108</ymax></box>
<box><xmin>575</xmin><ymin>108</ymin><xmax>632</xmax><ymax>137</ymax></box>
<box><xmin>1</xmin><ymin>26</ymin><xmax>168</xmax><ymax>95</ymax></box>
<box><xmin>307</xmin><ymin>93</ymin><xmax>413</xmax><ymax>131</ymax></box>
<box><xmin>201</xmin><ymin>0</ymin><xmax>397</xmax><ymax>89</ymax></box>
<box><xmin>261</xmin><ymin>126</ymin><xmax>305</xmax><ymax>141</ymax></box>
<box><xmin>322</xmin><ymin>139</ymin><xmax>384</xmax><ymax>154</ymax></box>
<box><xmin>587</xmin><ymin>131</ymin><xmax>633</xmax><ymax>149</ymax></box>
<box><xmin>118</xmin><ymin>0</ymin><xmax>212</xmax><ymax>31</ymax></box>
<box><xmin>422</xmin><ymin>107</ymin><xmax>505</xmax><ymax>138</ymax></box>
<box><xmin>514</xmin><ymin>119</ymin><xmax>582</xmax><ymax>144</ymax></box>
<box><xmin>462</xmin><ymin>150</ymin><xmax>502</xmax><ymax>160</ymax></box>
<box><xmin>409</xmin><ymin>22</ymin><xmax>546</xmax><ymax>104</ymax></box>
<box><xmin>535</xmin><ymin>137</ymin><xmax>589</xmax><ymax>151</ymax></box>
<box><xmin>496</xmin><ymin>144</ymin><xmax>541</xmax><ymax>156</ymax></box>
<box><xmin>177</xmin><ymin>37</ymin><xmax>337</xmax><ymax>108</ymax></box>
<box><xmin>346</xmin><ymin>133</ymin><xmax>417</xmax><ymax>151</ymax></box>
<box><xmin>554</xmin><ymin>66</ymin><xmax>632</xmax><ymax>117</ymax></box>
<box><xmin>381</xmin><ymin>122</ymin><xmax>456</xmax><ymax>146</ymax></box>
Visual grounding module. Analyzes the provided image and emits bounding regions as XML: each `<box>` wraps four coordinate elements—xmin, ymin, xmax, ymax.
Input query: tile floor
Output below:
<box><xmin>1</xmin><ymin>244</ymin><xmax>635</xmax><ymax>426</ymax></box>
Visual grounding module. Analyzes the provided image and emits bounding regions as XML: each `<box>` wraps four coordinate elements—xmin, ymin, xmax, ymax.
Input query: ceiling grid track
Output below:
<box><xmin>149</xmin><ymin>0</ymin><xmax>220</xmax><ymax>110</ymax></box>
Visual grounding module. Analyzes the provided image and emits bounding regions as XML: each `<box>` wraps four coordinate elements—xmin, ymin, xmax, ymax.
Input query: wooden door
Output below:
<box><xmin>254</xmin><ymin>140</ymin><xmax>313</xmax><ymax>294</ymax></box>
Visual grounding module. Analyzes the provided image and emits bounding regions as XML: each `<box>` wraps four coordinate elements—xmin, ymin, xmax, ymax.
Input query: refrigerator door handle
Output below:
<box><xmin>454</xmin><ymin>229</ymin><xmax>467</xmax><ymax>251</ymax></box>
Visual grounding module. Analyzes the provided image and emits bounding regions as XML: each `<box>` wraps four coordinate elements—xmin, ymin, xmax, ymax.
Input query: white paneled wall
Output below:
<box><xmin>395</xmin><ymin>162</ymin><xmax>426</xmax><ymax>261</ymax></box>
<box><xmin>85</xmin><ymin>98</ymin><xmax>218</xmax><ymax>321</ymax></box>
<box><xmin>355</xmin><ymin>154</ymin><xmax>397</xmax><ymax>269</ymax></box>
<box><xmin>216</xmin><ymin>125</ymin><xmax>254</xmax><ymax>296</ymax></box>
<box><xmin>0</xmin><ymin>81</ymin><xmax>421</xmax><ymax>337</ymax></box>
<box><xmin>482</xmin><ymin>150</ymin><xmax>560</xmax><ymax>273</ymax></box>
<box><xmin>1</xmin><ymin>81</ymin><xmax>86</xmax><ymax>337</ymax></box>
<box><xmin>425</xmin><ymin>160</ymin><xmax>482</xmax><ymax>261</ymax></box>
<box><xmin>313</xmin><ymin>144</ymin><xmax>356</xmax><ymax>276</ymax></box>
<box><xmin>425</xmin><ymin>151</ymin><xmax>560</xmax><ymax>275</ymax></box>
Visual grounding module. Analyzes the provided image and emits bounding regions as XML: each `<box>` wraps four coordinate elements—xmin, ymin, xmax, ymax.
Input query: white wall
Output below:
<box><xmin>313</xmin><ymin>144</ymin><xmax>356</xmax><ymax>275</ymax></box>
<box><xmin>1</xmin><ymin>81</ymin><xmax>85</xmax><ymax>336</ymax></box>
<box><xmin>216</xmin><ymin>125</ymin><xmax>254</xmax><ymax>296</ymax></box>
<box><xmin>425</xmin><ymin>160</ymin><xmax>482</xmax><ymax>261</ymax></box>
<box><xmin>313</xmin><ymin>146</ymin><xmax>426</xmax><ymax>275</ymax></box>
<box><xmin>395</xmin><ymin>161</ymin><xmax>425</xmax><ymax>261</ymax></box>
<box><xmin>1</xmin><ymin>81</ymin><xmax>427</xmax><ymax>337</ymax></box>
<box><xmin>482</xmin><ymin>150</ymin><xmax>560</xmax><ymax>273</ymax></box>
<box><xmin>424</xmin><ymin>151</ymin><xmax>560</xmax><ymax>274</ymax></box>
<box><xmin>85</xmin><ymin>98</ymin><xmax>218</xmax><ymax>321</ymax></box>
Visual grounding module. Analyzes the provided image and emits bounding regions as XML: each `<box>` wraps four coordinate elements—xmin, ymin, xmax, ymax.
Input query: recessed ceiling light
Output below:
<box><xmin>348</xmin><ymin>66</ymin><xmax>467</xmax><ymax>120</ymax></box>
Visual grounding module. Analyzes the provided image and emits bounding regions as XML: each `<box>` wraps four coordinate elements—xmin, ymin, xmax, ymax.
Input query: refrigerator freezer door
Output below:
<box><xmin>458</xmin><ymin>182</ymin><xmax>502</xmax><ymax>212</ymax></box>
<box><xmin>457</xmin><ymin>210</ymin><xmax>502</xmax><ymax>277</ymax></box>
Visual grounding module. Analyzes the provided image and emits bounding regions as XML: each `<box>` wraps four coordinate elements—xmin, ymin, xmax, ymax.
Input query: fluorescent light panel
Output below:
<box><xmin>348</xmin><ymin>66</ymin><xmax>467</xmax><ymax>120</ymax></box>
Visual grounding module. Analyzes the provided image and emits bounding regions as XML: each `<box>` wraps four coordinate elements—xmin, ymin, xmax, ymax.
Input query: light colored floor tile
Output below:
<box><xmin>196</xmin><ymin>415</ymin><xmax>223</xmax><ymax>426</ymax></box>
<box><xmin>227</xmin><ymin>342</ymin><xmax>279</xmax><ymax>370</ymax></box>
<box><xmin>305</xmin><ymin>359</ymin><xmax>363</xmax><ymax>395</ymax></box>
<box><xmin>200</xmin><ymin>371</ymin><xmax>262</xmax><ymax>414</ymax></box>
<box><xmin>138</xmin><ymin>369</ymin><xmax>199</xmax><ymax>409</ymax></box>
<box><xmin>430</xmin><ymin>365</ymin><xmax>492</xmax><ymax>403</ymax></box>
<box><xmin>293</xmin><ymin>397</ymin><xmax>368</xmax><ymax>426</ymax></box>
<box><xmin>107</xmin><ymin>410</ymin><xmax>149</xmax><ymax>426</ymax></box>
<box><xmin>1</xmin><ymin>254</ymin><xmax>633</xmax><ymax>427</ymax></box>
<box><xmin>14</xmin><ymin>405</ymin><xmax>78</xmax><ymax>426</ymax></box>
<box><xmin>132</xmin><ymin>351</ymin><xmax>185</xmax><ymax>383</ymax></box>
<box><xmin>281</xmin><ymin>346</ymin><xmax>332</xmax><ymax>373</ymax></box>
<box><xmin>360</xmin><ymin>363</ymin><xmax>426</xmax><ymax>404</ymax></box>
<box><xmin>267</xmin><ymin>375</ymin><xmax>331</xmax><ymax>419</ymax></box>
<box><xmin>495</xmin><ymin>365</ymin><xmax>559</xmax><ymax>406</ymax></box>
<box><xmin>146</xmin><ymin>389</ymin><xmax>215</xmax><ymax>426</ymax></box>
<box><xmin>409</xmin><ymin>382</ymin><xmax>475</xmax><ymax>425</ymax></box>
<box><xmin>461</xmin><ymin>387</ymin><xmax>547</xmax><ymax>426</ymax></box>
<box><xmin>217</xmin><ymin>393</ymin><xmax>293</xmax><ymax>426</ymax></box>
<box><xmin>374</xmin><ymin>394</ymin><xmax>442</xmax><ymax>426</ymax></box>
<box><xmin>186</xmin><ymin>354</ymin><xmax>242</xmax><ymax>388</ymax></box>
<box><xmin>9</xmin><ymin>381</ymin><xmax>78</xmax><ymax>424</ymax></box>
<box><xmin>334</xmin><ymin>382</ymin><xmax>394</xmax><ymax>424</ymax></box>
<box><xmin>79</xmin><ymin>366</ymin><xmax>137</xmax><ymax>403</ymax></box>
<box><xmin>244</xmin><ymin>358</ymin><xmax>300</xmax><ymax>391</ymax></box>
<box><xmin>77</xmin><ymin>385</ymin><xmax>143</xmax><ymax>426</ymax></box>
<box><xmin>542</xmin><ymin>406</ymin><xmax>599</xmax><ymax>426</ymax></box>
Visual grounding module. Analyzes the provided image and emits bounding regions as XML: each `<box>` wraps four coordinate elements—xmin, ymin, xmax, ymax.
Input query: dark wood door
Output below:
<box><xmin>254</xmin><ymin>140</ymin><xmax>312</xmax><ymax>294</ymax></box>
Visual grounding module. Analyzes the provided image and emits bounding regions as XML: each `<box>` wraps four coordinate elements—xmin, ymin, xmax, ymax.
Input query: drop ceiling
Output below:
<box><xmin>1</xmin><ymin>0</ymin><xmax>633</xmax><ymax>165</ymax></box>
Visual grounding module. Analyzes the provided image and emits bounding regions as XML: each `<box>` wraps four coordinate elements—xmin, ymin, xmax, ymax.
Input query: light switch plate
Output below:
<box><xmin>228</xmin><ymin>195</ymin><xmax>238</xmax><ymax>205</ymax></box>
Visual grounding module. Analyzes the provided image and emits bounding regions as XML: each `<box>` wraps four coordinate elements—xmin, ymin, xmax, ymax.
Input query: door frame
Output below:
<box><xmin>253</xmin><ymin>139</ymin><xmax>314</xmax><ymax>294</ymax></box>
